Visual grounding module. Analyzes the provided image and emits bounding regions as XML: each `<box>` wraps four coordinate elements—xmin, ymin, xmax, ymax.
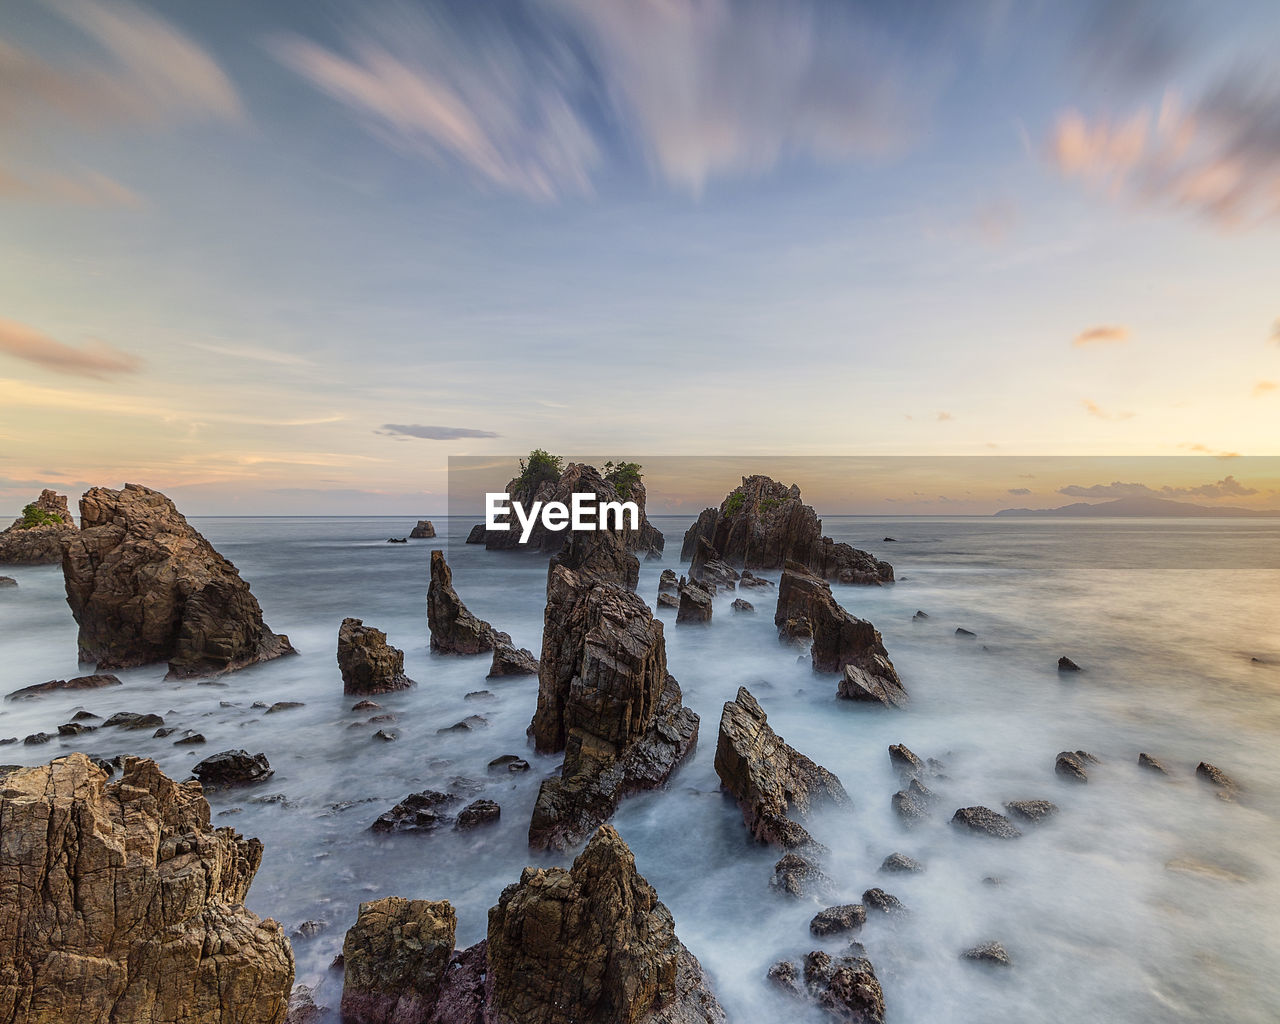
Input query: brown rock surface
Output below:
<box><xmin>0</xmin><ymin>753</ymin><xmax>293</xmax><ymax>1023</ymax></box>
<box><xmin>528</xmin><ymin>565</ymin><xmax>699</xmax><ymax>850</ymax></box>
<box><xmin>714</xmin><ymin>686</ymin><xmax>848</xmax><ymax>849</ymax></box>
<box><xmin>61</xmin><ymin>484</ymin><xmax>294</xmax><ymax>678</ymax></box>
<box><xmin>5</xmin><ymin>673</ymin><xmax>122</xmax><ymax>701</ymax></box>
<box><xmin>340</xmin><ymin>897</ymin><xmax>456</xmax><ymax>1024</ymax></box>
<box><xmin>0</xmin><ymin>489</ymin><xmax>77</xmax><ymax>565</ymax></box>
<box><xmin>408</xmin><ymin>520</ymin><xmax>436</xmax><ymax>539</ymax></box>
<box><xmin>428</xmin><ymin>550</ymin><xmax>511</xmax><ymax>654</ymax></box>
<box><xmin>337</xmin><ymin>617</ymin><xmax>414</xmax><ymax>695</ymax></box>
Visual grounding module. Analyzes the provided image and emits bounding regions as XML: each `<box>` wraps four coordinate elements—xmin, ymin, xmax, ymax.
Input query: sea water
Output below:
<box><xmin>1</xmin><ymin>516</ymin><xmax>1278</xmax><ymax>1023</ymax></box>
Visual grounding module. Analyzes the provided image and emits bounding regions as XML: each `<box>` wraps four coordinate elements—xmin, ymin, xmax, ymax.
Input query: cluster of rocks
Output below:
<box><xmin>479</xmin><ymin>461</ymin><xmax>665</xmax><ymax>559</ymax></box>
<box><xmin>337</xmin><ymin>617</ymin><xmax>415</xmax><ymax>695</ymax></box>
<box><xmin>61</xmin><ymin>484</ymin><xmax>295</xmax><ymax>678</ymax></box>
<box><xmin>340</xmin><ymin>825</ymin><xmax>724</xmax><ymax>1024</ymax></box>
<box><xmin>0</xmin><ymin>488</ymin><xmax>78</xmax><ymax>565</ymax></box>
<box><xmin>681</xmin><ymin>475</ymin><xmax>893</xmax><ymax>584</ymax></box>
<box><xmin>427</xmin><ymin>549</ymin><xmax>538</xmax><ymax>677</ymax></box>
<box><xmin>775</xmin><ymin>562</ymin><xmax>907</xmax><ymax>706</ymax></box>
<box><xmin>370</xmin><ymin>789</ymin><xmax>500</xmax><ymax>833</ymax></box>
<box><xmin>528</xmin><ymin>561</ymin><xmax>699</xmax><ymax>850</ymax></box>
<box><xmin>0</xmin><ymin>754</ymin><xmax>293</xmax><ymax>1023</ymax></box>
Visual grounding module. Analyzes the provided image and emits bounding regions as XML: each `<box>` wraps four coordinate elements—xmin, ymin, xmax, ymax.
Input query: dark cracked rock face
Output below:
<box><xmin>428</xmin><ymin>549</ymin><xmax>513</xmax><ymax>655</ymax></box>
<box><xmin>771</xmin><ymin>852</ymin><xmax>837</xmax><ymax>901</ymax></box>
<box><xmin>369</xmin><ymin>790</ymin><xmax>459</xmax><ymax>833</ymax></box>
<box><xmin>337</xmin><ymin>617</ymin><xmax>414</xmax><ymax>696</ymax></box>
<box><xmin>810</xmin><ymin>904</ymin><xmax>867</xmax><ymax>937</ymax></box>
<box><xmin>950</xmin><ymin>806</ymin><xmax>1023</xmax><ymax>840</ymax></box>
<box><xmin>192</xmin><ymin>749</ymin><xmax>273</xmax><ymax>789</ymax></box>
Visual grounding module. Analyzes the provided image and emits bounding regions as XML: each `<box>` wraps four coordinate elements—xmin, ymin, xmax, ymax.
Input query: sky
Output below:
<box><xmin>1</xmin><ymin>0</ymin><xmax>1278</xmax><ymax>515</ymax></box>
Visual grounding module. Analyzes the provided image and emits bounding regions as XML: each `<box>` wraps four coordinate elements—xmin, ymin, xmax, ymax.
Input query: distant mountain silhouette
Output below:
<box><xmin>995</xmin><ymin>495</ymin><xmax>1280</xmax><ymax>517</ymax></box>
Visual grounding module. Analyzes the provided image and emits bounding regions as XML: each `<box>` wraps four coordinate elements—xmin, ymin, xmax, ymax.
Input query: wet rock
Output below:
<box><xmin>767</xmin><ymin>959</ymin><xmax>802</xmax><ymax>995</ymax></box>
<box><xmin>962</xmin><ymin>941</ymin><xmax>1012</xmax><ymax>967</ymax></box>
<box><xmin>1003</xmin><ymin>799</ymin><xmax>1059</xmax><ymax>823</ymax></box>
<box><xmin>0</xmin><ymin>576</ymin><xmax>15</xmax><ymax>587</ymax></box>
<box><xmin>1058</xmin><ymin>656</ymin><xmax>1081</xmax><ymax>672</ymax></box>
<box><xmin>488</xmin><ymin>754</ymin><xmax>530</xmax><ymax>774</ymax></box>
<box><xmin>951</xmin><ymin>806</ymin><xmax>1022</xmax><ymax>840</ymax></box>
<box><xmin>23</xmin><ymin>733</ymin><xmax>53</xmax><ymax>746</ymax></box>
<box><xmin>888</xmin><ymin>744</ymin><xmax>925</xmax><ymax>777</ymax></box>
<box><xmin>6</xmin><ymin>673</ymin><xmax>122</xmax><ymax>701</ymax></box>
<box><xmin>465</xmin><ymin>523</ymin><xmax>486</xmax><ymax>544</ymax></box>
<box><xmin>731</xmin><ymin>598</ymin><xmax>755</xmax><ymax>614</ymax></box>
<box><xmin>153</xmin><ymin>726</ymin><xmax>176</xmax><ymax>738</ymax></box>
<box><xmin>351</xmin><ymin>699</ymin><xmax>381</xmax><ymax>711</ymax></box>
<box><xmin>880</xmin><ymin>852</ymin><xmax>924</xmax><ymax>874</ymax></box>
<box><xmin>738</xmin><ymin>571</ymin><xmax>772</xmax><ymax>589</ymax></box>
<box><xmin>775</xmin><ymin>563</ymin><xmax>904</xmax><ymax>702</ymax></box>
<box><xmin>658</xmin><ymin>568</ymin><xmax>679</xmax><ymax>594</ymax></box>
<box><xmin>771</xmin><ymin>852</ymin><xmax>837</xmax><ymax>900</ymax></box>
<box><xmin>891</xmin><ymin>784</ymin><xmax>931</xmax><ymax>826</ymax></box>
<box><xmin>455</xmin><ymin>798</ymin><xmax>500</xmax><ymax>830</ymax></box>
<box><xmin>386</xmin><ymin>537</ymin><xmax>407</xmax><ymax>544</ymax></box>
<box><xmin>70</xmin><ymin>710</ymin><xmax>99</xmax><ymax>721</ymax></box>
<box><xmin>0</xmin><ymin>489</ymin><xmax>77</xmax><ymax>565</ymax></box>
<box><xmin>1196</xmin><ymin>761</ymin><xmax>1238</xmax><ymax>795</ymax></box>
<box><xmin>485</xmin><ymin>824</ymin><xmax>724</xmax><ymax>1024</ymax></box>
<box><xmin>465</xmin><ymin>690</ymin><xmax>495</xmax><ymax>701</ymax></box>
<box><xmin>370</xmin><ymin>790</ymin><xmax>457</xmax><ymax>833</ymax></box>
<box><xmin>291</xmin><ymin>919</ymin><xmax>328</xmax><ymax>941</ymax></box>
<box><xmin>174</xmin><ymin>733</ymin><xmax>206</xmax><ymax>746</ymax></box>
<box><xmin>103</xmin><ymin>711</ymin><xmax>164</xmax><ymax>730</ymax></box>
<box><xmin>801</xmin><ymin>949</ymin><xmax>886</xmax><ymax>1024</ymax></box>
<box><xmin>437</xmin><ymin>715</ymin><xmax>488</xmax><ymax>733</ymax></box>
<box><xmin>428</xmin><ymin>549</ymin><xmax>512</xmax><ymax>653</ymax></box>
<box><xmin>912</xmin><ymin>610</ymin><xmax>929</xmax><ymax>620</ymax></box>
<box><xmin>1138</xmin><ymin>752</ymin><xmax>1170</xmax><ymax>775</ymax></box>
<box><xmin>861</xmin><ymin>888</ymin><xmax>906</xmax><ymax>916</ymax></box>
<box><xmin>0</xmin><ymin>754</ymin><xmax>292</xmax><ymax>1022</ymax></box>
<box><xmin>680</xmin><ymin>475</ymin><xmax>893</xmax><ymax>585</ymax></box>
<box><xmin>285</xmin><ymin>984</ymin><xmax>325</xmax><ymax>1024</ymax></box>
<box><xmin>340</xmin><ymin>896</ymin><xmax>455</xmax><ymax>1024</ymax></box>
<box><xmin>265</xmin><ymin>701</ymin><xmax>304</xmax><ymax>713</ymax></box>
<box><xmin>372</xmin><ymin>729</ymin><xmax>398</xmax><ymax>742</ymax></box>
<box><xmin>810</xmin><ymin>904</ymin><xmax>867</xmax><ymax>937</ymax></box>
<box><xmin>677</xmin><ymin>579</ymin><xmax>714</xmax><ymax>625</ymax></box>
<box><xmin>338</xmin><ymin>617</ymin><xmax>414</xmax><ymax>696</ymax></box>
<box><xmin>62</xmin><ymin>484</ymin><xmax>294</xmax><ymax>677</ymax></box>
<box><xmin>192</xmin><ymin>749</ymin><xmax>273</xmax><ymax>788</ymax></box>
<box><xmin>1055</xmin><ymin>751</ymin><xmax>1089</xmax><ymax>783</ymax></box>
<box><xmin>408</xmin><ymin>520</ymin><xmax>436</xmax><ymax>539</ymax></box>
<box><xmin>58</xmin><ymin>722</ymin><xmax>97</xmax><ymax>736</ymax></box>
<box><xmin>657</xmin><ymin>592</ymin><xmax>679</xmax><ymax>609</ymax></box>
<box><xmin>529</xmin><ymin>565</ymin><xmax>699</xmax><ymax>851</ymax></box>
<box><xmin>955</xmin><ymin>627</ymin><xmax>976</xmax><ymax>638</ymax></box>
<box><xmin>714</xmin><ymin>687</ymin><xmax>848</xmax><ymax>849</ymax></box>
<box><xmin>488</xmin><ymin>641</ymin><xmax>539</xmax><ymax>678</ymax></box>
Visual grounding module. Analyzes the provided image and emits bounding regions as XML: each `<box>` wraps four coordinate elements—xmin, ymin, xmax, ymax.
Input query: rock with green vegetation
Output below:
<box><xmin>0</xmin><ymin>489</ymin><xmax>77</xmax><ymax>565</ymax></box>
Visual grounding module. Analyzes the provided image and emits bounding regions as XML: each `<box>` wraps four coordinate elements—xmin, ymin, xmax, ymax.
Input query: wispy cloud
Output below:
<box><xmin>1082</xmin><ymin>399</ymin><xmax>1134</xmax><ymax>420</ymax></box>
<box><xmin>188</xmin><ymin>340</ymin><xmax>313</xmax><ymax>367</ymax></box>
<box><xmin>378</xmin><ymin>423</ymin><xmax>500</xmax><ymax>440</ymax></box>
<box><xmin>272</xmin><ymin>0</ymin><xmax>925</xmax><ymax>198</ymax></box>
<box><xmin>1059</xmin><ymin>475</ymin><xmax>1257</xmax><ymax>500</ymax></box>
<box><xmin>0</xmin><ymin>164</ymin><xmax>140</xmax><ymax>206</ymax></box>
<box><xmin>936</xmin><ymin>411</ymin><xmax>953</xmax><ymax>422</ymax></box>
<box><xmin>1073</xmin><ymin>324</ymin><xmax>1129</xmax><ymax>347</ymax></box>
<box><xmin>0</xmin><ymin>318</ymin><xmax>142</xmax><ymax>378</ymax></box>
<box><xmin>1255</xmin><ymin>380</ymin><xmax>1277</xmax><ymax>397</ymax></box>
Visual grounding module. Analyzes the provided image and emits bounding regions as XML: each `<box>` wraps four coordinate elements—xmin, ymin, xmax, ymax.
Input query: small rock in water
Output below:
<box><xmin>370</xmin><ymin>791</ymin><xmax>457</xmax><ymax>833</ymax></box>
<box><xmin>1058</xmin><ymin>656</ymin><xmax>1082</xmax><ymax>672</ymax></box>
<box><xmin>766</xmin><ymin>959</ymin><xmax>801</xmax><ymax>995</ymax></box>
<box><xmin>488</xmin><ymin>642</ymin><xmax>539</xmax><ymax>678</ymax></box>
<box><xmin>351</xmin><ymin>700</ymin><xmax>381</xmax><ymax>711</ymax></box>
<box><xmin>888</xmin><ymin>743</ymin><xmax>925</xmax><ymax>777</ymax></box>
<box><xmin>6</xmin><ymin>673</ymin><xmax>123</xmax><ymax>701</ymax></box>
<box><xmin>771</xmin><ymin>853</ymin><xmax>837</xmax><ymax>900</ymax></box>
<box><xmin>174</xmin><ymin>733</ymin><xmax>206</xmax><ymax>746</ymax></box>
<box><xmin>1138</xmin><ymin>752</ymin><xmax>1170</xmax><ymax>775</ymax></box>
<box><xmin>955</xmin><ymin>627</ymin><xmax>976</xmax><ymax>637</ymax></box>
<box><xmin>881</xmin><ymin>852</ymin><xmax>924</xmax><ymax>874</ymax></box>
<box><xmin>912</xmin><ymin>610</ymin><xmax>929</xmax><ymax>620</ymax></box>
<box><xmin>810</xmin><ymin>904</ymin><xmax>866</xmax><ymax>936</ymax></box>
<box><xmin>1003</xmin><ymin>799</ymin><xmax>1059</xmax><ymax>823</ymax></box>
<box><xmin>23</xmin><ymin>733</ymin><xmax>54</xmax><ymax>745</ymax></box>
<box><xmin>464</xmin><ymin>690</ymin><xmax>496</xmax><ymax>701</ymax></box>
<box><xmin>861</xmin><ymin>888</ymin><xmax>907</xmax><ymax>915</ymax></box>
<box><xmin>291</xmin><ymin>920</ymin><xmax>328</xmax><ymax>941</ymax></box>
<box><xmin>951</xmin><ymin>806</ymin><xmax>1022</xmax><ymax>840</ymax></box>
<box><xmin>265</xmin><ymin>701</ymin><xmax>304</xmax><ymax>713</ymax></box>
<box><xmin>802</xmin><ymin>950</ymin><xmax>886</xmax><ymax>1024</ymax></box>
<box><xmin>1196</xmin><ymin>761</ymin><xmax>1238</xmax><ymax>796</ymax></box>
<box><xmin>70</xmin><ymin>710</ymin><xmax>100</xmax><ymax>721</ymax></box>
<box><xmin>58</xmin><ymin>722</ymin><xmax>97</xmax><ymax>736</ymax></box>
<box><xmin>731</xmin><ymin>598</ymin><xmax>755</xmax><ymax>614</ymax></box>
<box><xmin>153</xmin><ymin>727</ymin><xmax>176</xmax><ymax>738</ymax></box>
<box><xmin>437</xmin><ymin>715</ymin><xmax>488</xmax><ymax>734</ymax></box>
<box><xmin>192</xmin><ymin>749</ymin><xmax>273</xmax><ymax>787</ymax></box>
<box><xmin>103</xmin><ymin>711</ymin><xmax>164</xmax><ymax>730</ymax></box>
<box><xmin>454</xmin><ymin>798</ymin><xmax>501</xmax><ymax>830</ymax></box>
<box><xmin>487</xmin><ymin>755</ymin><xmax>530</xmax><ymax>774</ymax></box>
<box><xmin>892</xmin><ymin>787</ymin><xmax>930</xmax><ymax>826</ymax></box>
<box><xmin>372</xmin><ymin>728</ymin><xmax>398</xmax><ymax>742</ymax></box>
<box><xmin>883</xmin><ymin>537</ymin><xmax>897</xmax><ymax>542</ymax></box>
<box><xmin>0</xmin><ymin>576</ymin><xmax>16</xmax><ymax>588</ymax></box>
<box><xmin>962</xmin><ymin>941</ymin><xmax>1012</xmax><ymax>967</ymax></box>
<box><xmin>1055</xmin><ymin>751</ymin><xmax>1089</xmax><ymax>783</ymax></box>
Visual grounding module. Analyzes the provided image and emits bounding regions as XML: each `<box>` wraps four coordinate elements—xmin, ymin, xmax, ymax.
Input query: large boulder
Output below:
<box><xmin>0</xmin><ymin>754</ymin><xmax>293</xmax><ymax>1023</ymax></box>
<box><xmin>714</xmin><ymin>687</ymin><xmax>848</xmax><ymax>849</ymax></box>
<box><xmin>427</xmin><ymin>549</ymin><xmax>511</xmax><ymax>654</ymax></box>
<box><xmin>528</xmin><ymin>565</ymin><xmax>699</xmax><ymax>850</ymax></box>
<box><xmin>61</xmin><ymin>484</ymin><xmax>294</xmax><ymax>678</ymax></box>
<box><xmin>486</xmin><ymin>825</ymin><xmax>724</xmax><ymax>1024</ymax></box>
<box><xmin>0</xmin><ymin>489</ymin><xmax>77</xmax><ymax>565</ymax></box>
<box><xmin>408</xmin><ymin>520</ymin><xmax>436</xmax><ymax>539</ymax></box>
<box><xmin>337</xmin><ymin>617</ymin><xmax>414</xmax><ymax>695</ymax></box>
<box><xmin>340</xmin><ymin>897</ymin><xmax>455</xmax><ymax>1024</ymax></box>
<box><xmin>775</xmin><ymin>563</ymin><xmax>905</xmax><ymax>700</ymax></box>
<box><xmin>680</xmin><ymin>476</ymin><xmax>892</xmax><ymax>584</ymax></box>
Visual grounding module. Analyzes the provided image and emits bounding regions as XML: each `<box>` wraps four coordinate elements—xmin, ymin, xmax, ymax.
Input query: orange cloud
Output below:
<box><xmin>936</xmin><ymin>411</ymin><xmax>953</xmax><ymax>422</ymax></box>
<box><xmin>1254</xmin><ymin>380</ymin><xmax>1277</xmax><ymax>397</ymax></box>
<box><xmin>1073</xmin><ymin>325</ymin><xmax>1129</xmax><ymax>347</ymax></box>
<box><xmin>0</xmin><ymin>319</ymin><xmax>142</xmax><ymax>379</ymax></box>
<box><xmin>0</xmin><ymin>164</ymin><xmax>140</xmax><ymax>206</ymax></box>
<box><xmin>1083</xmin><ymin>399</ymin><xmax>1134</xmax><ymax>421</ymax></box>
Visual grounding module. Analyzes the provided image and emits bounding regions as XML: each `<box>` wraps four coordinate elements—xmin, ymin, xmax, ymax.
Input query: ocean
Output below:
<box><xmin>2</xmin><ymin>515</ymin><xmax>1278</xmax><ymax>1023</ymax></box>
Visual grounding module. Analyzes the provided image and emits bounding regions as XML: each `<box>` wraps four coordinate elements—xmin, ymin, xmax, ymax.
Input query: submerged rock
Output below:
<box><xmin>771</xmin><ymin>852</ymin><xmax>837</xmax><ymax>900</ymax></box>
<box><xmin>428</xmin><ymin>549</ymin><xmax>511</xmax><ymax>654</ymax></box>
<box><xmin>0</xmin><ymin>488</ymin><xmax>78</xmax><ymax>565</ymax></box>
<box><xmin>6</xmin><ymin>672</ymin><xmax>122</xmax><ymax>700</ymax></box>
<box><xmin>962</xmin><ymin>941</ymin><xmax>1012</xmax><ymax>967</ymax></box>
<box><xmin>103</xmin><ymin>711</ymin><xmax>164</xmax><ymax>730</ymax></box>
<box><xmin>714</xmin><ymin>686</ymin><xmax>848</xmax><ymax>850</ymax></box>
<box><xmin>880</xmin><ymin>852</ymin><xmax>924</xmax><ymax>874</ymax></box>
<box><xmin>192</xmin><ymin>749</ymin><xmax>273</xmax><ymax>788</ymax></box>
<box><xmin>488</xmin><ymin>641</ymin><xmax>539</xmax><ymax>678</ymax></box>
<box><xmin>1058</xmin><ymin>656</ymin><xmax>1082</xmax><ymax>672</ymax></box>
<box><xmin>62</xmin><ymin>484</ymin><xmax>294</xmax><ymax>677</ymax></box>
<box><xmin>1196</xmin><ymin>761</ymin><xmax>1239</xmax><ymax>795</ymax></box>
<box><xmin>680</xmin><ymin>475</ymin><xmax>893</xmax><ymax>585</ymax></box>
<box><xmin>801</xmin><ymin>949</ymin><xmax>886</xmax><ymax>1024</ymax></box>
<box><xmin>810</xmin><ymin>904</ymin><xmax>867</xmax><ymax>937</ymax></box>
<box><xmin>408</xmin><ymin>519</ymin><xmax>436</xmax><ymax>539</ymax></box>
<box><xmin>0</xmin><ymin>576</ymin><xmax>15</xmax><ymax>587</ymax></box>
<box><xmin>888</xmin><ymin>744</ymin><xmax>925</xmax><ymax>777</ymax></box>
<box><xmin>337</xmin><ymin>617</ymin><xmax>414</xmax><ymax>695</ymax></box>
<box><xmin>1055</xmin><ymin>751</ymin><xmax>1090</xmax><ymax>783</ymax></box>
<box><xmin>950</xmin><ymin>806</ymin><xmax>1022</xmax><ymax>840</ymax></box>
<box><xmin>861</xmin><ymin>888</ymin><xmax>907</xmax><ymax>916</ymax></box>
<box><xmin>731</xmin><ymin>597</ymin><xmax>755</xmax><ymax>614</ymax></box>
<box><xmin>1003</xmin><ymin>799</ymin><xmax>1059</xmax><ymax>823</ymax></box>
<box><xmin>1138</xmin><ymin>752</ymin><xmax>1170</xmax><ymax>775</ymax></box>
<box><xmin>370</xmin><ymin>790</ymin><xmax>457</xmax><ymax>833</ymax></box>
<box><xmin>0</xmin><ymin>754</ymin><xmax>293</xmax><ymax>1023</ymax></box>
<box><xmin>455</xmin><ymin>798</ymin><xmax>501</xmax><ymax>830</ymax></box>
<box><xmin>528</xmin><ymin>565</ymin><xmax>699</xmax><ymax>851</ymax></box>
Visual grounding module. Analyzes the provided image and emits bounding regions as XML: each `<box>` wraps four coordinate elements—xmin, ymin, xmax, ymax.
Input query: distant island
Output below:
<box><xmin>995</xmin><ymin>495</ymin><xmax>1280</xmax><ymax>517</ymax></box>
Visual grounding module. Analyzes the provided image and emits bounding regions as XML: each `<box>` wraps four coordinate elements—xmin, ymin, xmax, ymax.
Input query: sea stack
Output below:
<box><xmin>0</xmin><ymin>488</ymin><xmax>78</xmax><ymax>565</ymax></box>
<box><xmin>61</xmin><ymin>483</ymin><xmax>294</xmax><ymax>678</ymax></box>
